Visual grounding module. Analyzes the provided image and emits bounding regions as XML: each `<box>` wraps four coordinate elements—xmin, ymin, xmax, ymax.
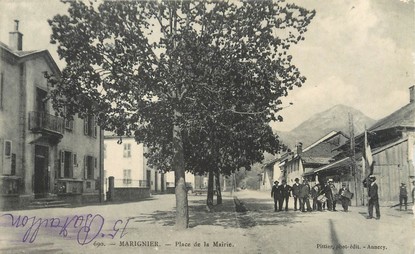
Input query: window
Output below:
<box><xmin>4</xmin><ymin>140</ymin><xmax>11</xmax><ymax>157</ymax></box>
<box><xmin>123</xmin><ymin>143</ymin><xmax>131</xmax><ymax>158</ymax></box>
<box><xmin>123</xmin><ymin>169</ymin><xmax>132</xmax><ymax>185</ymax></box>
<box><xmin>63</xmin><ymin>106</ymin><xmax>74</xmax><ymax>131</ymax></box>
<box><xmin>36</xmin><ymin>88</ymin><xmax>48</xmax><ymax>113</ymax></box>
<box><xmin>2</xmin><ymin>140</ymin><xmax>12</xmax><ymax>175</ymax></box>
<box><xmin>0</xmin><ymin>73</ymin><xmax>3</xmax><ymax>110</ymax></box>
<box><xmin>84</xmin><ymin>155</ymin><xmax>96</xmax><ymax>180</ymax></box>
<box><xmin>83</xmin><ymin>115</ymin><xmax>97</xmax><ymax>138</ymax></box>
<box><xmin>59</xmin><ymin>150</ymin><xmax>75</xmax><ymax>178</ymax></box>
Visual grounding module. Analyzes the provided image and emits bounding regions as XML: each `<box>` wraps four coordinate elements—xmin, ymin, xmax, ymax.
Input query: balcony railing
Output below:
<box><xmin>28</xmin><ymin>111</ymin><xmax>64</xmax><ymax>135</ymax></box>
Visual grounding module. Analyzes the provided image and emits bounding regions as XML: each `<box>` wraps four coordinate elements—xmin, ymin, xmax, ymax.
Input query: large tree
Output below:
<box><xmin>47</xmin><ymin>0</ymin><xmax>315</xmax><ymax>229</ymax></box>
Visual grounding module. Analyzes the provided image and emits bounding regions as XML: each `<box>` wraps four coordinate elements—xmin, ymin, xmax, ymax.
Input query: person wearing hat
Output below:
<box><xmin>367</xmin><ymin>175</ymin><xmax>380</xmax><ymax>219</ymax></box>
<box><xmin>299</xmin><ymin>179</ymin><xmax>312</xmax><ymax>212</ymax></box>
<box><xmin>338</xmin><ymin>183</ymin><xmax>351</xmax><ymax>212</ymax></box>
<box><xmin>399</xmin><ymin>183</ymin><xmax>408</xmax><ymax>211</ymax></box>
<box><xmin>324</xmin><ymin>179</ymin><xmax>337</xmax><ymax>211</ymax></box>
<box><xmin>271</xmin><ymin>180</ymin><xmax>281</xmax><ymax>212</ymax></box>
<box><xmin>277</xmin><ymin>179</ymin><xmax>291</xmax><ymax>211</ymax></box>
<box><xmin>291</xmin><ymin>178</ymin><xmax>301</xmax><ymax>211</ymax></box>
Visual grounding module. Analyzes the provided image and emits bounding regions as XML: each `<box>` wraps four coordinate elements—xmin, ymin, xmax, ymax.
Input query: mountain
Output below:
<box><xmin>275</xmin><ymin>104</ymin><xmax>376</xmax><ymax>149</ymax></box>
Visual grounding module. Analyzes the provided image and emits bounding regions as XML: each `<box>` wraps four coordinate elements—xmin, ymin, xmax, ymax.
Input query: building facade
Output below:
<box><xmin>0</xmin><ymin>22</ymin><xmax>103</xmax><ymax>209</ymax></box>
<box><xmin>104</xmin><ymin>136</ymin><xmax>167</xmax><ymax>195</ymax></box>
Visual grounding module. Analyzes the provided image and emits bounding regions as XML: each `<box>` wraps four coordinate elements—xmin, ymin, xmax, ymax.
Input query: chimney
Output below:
<box><xmin>410</xmin><ymin>85</ymin><xmax>414</xmax><ymax>103</ymax></box>
<box><xmin>296</xmin><ymin>142</ymin><xmax>303</xmax><ymax>156</ymax></box>
<box><xmin>9</xmin><ymin>20</ymin><xmax>23</xmax><ymax>51</ymax></box>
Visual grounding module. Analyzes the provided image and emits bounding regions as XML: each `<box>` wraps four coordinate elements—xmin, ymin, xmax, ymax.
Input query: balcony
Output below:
<box><xmin>28</xmin><ymin>111</ymin><xmax>64</xmax><ymax>142</ymax></box>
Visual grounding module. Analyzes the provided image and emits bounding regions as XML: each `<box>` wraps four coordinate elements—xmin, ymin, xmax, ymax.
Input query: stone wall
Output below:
<box><xmin>109</xmin><ymin>187</ymin><xmax>150</xmax><ymax>202</ymax></box>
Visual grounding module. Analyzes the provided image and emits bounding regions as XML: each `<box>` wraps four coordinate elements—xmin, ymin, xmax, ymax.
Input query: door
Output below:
<box><xmin>34</xmin><ymin>145</ymin><xmax>49</xmax><ymax>198</ymax></box>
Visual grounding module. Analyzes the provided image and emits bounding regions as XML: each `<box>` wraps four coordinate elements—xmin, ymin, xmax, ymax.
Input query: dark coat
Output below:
<box><xmin>400</xmin><ymin>186</ymin><xmax>408</xmax><ymax>197</ymax></box>
<box><xmin>299</xmin><ymin>183</ymin><xmax>310</xmax><ymax>198</ymax></box>
<box><xmin>271</xmin><ymin>185</ymin><xmax>281</xmax><ymax>200</ymax></box>
<box><xmin>291</xmin><ymin>183</ymin><xmax>301</xmax><ymax>197</ymax></box>
<box><xmin>278</xmin><ymin>184</ymin><xmax>291</xmax><ymax>198</ymax></box>
<box><xmin>368</xmin><ymin>182</ymin><xmax>379</xmax><ymax>200</ymax></box>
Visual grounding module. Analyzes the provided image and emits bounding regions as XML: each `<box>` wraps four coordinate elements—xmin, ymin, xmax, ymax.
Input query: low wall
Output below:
<box><xmin>109</xmin><ymin>187</ymin><xmax>150</xmax><ymax>202</ymax></box>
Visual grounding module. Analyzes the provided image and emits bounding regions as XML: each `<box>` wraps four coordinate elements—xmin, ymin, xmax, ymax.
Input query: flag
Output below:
<box><xmin>362</xmin><ymin>129</ymin><xmax>374</xmax><ymax>187</ymax></box>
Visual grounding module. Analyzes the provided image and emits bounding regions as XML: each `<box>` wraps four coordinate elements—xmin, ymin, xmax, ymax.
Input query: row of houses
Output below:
<box><xmin>262</xmin><ymin>87</ymin><xmax>415</xmax><ymax>206</ymax></box>
<box><xmin>0</xmin><ymin>22</ymin><xmax>213</xmax><ymax>210</ymax></box>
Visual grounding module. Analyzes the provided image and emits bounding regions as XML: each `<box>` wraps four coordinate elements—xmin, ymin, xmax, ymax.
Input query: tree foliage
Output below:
<box><xmin>46</xmin><ymin>0</ymin><xmax>315</xmax><ymax>229</ymax></box>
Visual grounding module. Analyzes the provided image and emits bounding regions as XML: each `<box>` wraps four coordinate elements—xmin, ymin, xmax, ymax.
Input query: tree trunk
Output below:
<box><xmin>207</xmin><ymin>169</ymin><xmax>214</xmax><ymax>207</ymax></box>
<box><xmin>173</xmin><ymin>110</ymin><xmax>188</xmax><ymax>229</ymax></box>
<box><xmin>215</xmin><ymin>170</ymin><xmax>222</xmax><ymax>205</ymax></box>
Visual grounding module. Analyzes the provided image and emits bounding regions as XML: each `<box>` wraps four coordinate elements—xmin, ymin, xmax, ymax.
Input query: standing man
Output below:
<box><xmin>271</xmin><ymin>180</ymin><xmax>280</xmax><ymax>212</ymax></box>
<box><xmin>299</xmin><ymin>179</ymin><xmax>312</xmax><ymax>212</ymax></box>
<box><xmin>399</xmin><ymin>183</ymin><xmax>408</xmax><ymax>211</ymax></box>
<box><xmin>339</xmin><ymin>183</ymin><xmax>351</xmax><ymax>212</ymax></box>
<box><xmin>367</xmin><ymin>175</ymin><xmax>380</xmax><ymax>220</ymax></box>
<box><xmin>311</xmin><ymin>183</ymin><xmax>322</xmax><ymax>211</ymax></box>
<box><xmin>291</xmin><ymin>178</ymin><xmax>301</xmax><ymax>211</ymax></box>
<box><xmin>278</xmin><ymin>180</ymin><xmax>291</xmax><ymax>211</ymax></box>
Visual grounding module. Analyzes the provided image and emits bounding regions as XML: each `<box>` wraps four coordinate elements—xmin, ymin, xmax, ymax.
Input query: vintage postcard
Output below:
<box><xmin>0</xmin><ymin>0</ymin><xmax>414</xmax><ymax>253</ymax></box>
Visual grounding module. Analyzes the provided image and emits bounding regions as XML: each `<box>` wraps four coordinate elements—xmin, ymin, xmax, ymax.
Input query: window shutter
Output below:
<box><xmin>84</xmin><ymin>117</ymin><xmax>88</xmax><ymax>135</ymax></box>
<box><xmin>60</xmin><ymin>150</ymin><xmax>65</xmax><ymax>178</ymax></box>
<box><xmin>73</xmin><ymin>153</ymin><xmax>77</xmax><ymax>167</ymax></box>
<box><xmin>93</xmin><ymin>116</ymin><xmax>97</xmax><ymax>138</ymax></box>
<box><xmin>84</xmin><ymin>156</ymin><xmax>88</xmax><ymax>179</ymax></box>
<box><xmin>94</xmin><ymin>157</ymin><xmax>97</xmax><ymax>179</ymax></box>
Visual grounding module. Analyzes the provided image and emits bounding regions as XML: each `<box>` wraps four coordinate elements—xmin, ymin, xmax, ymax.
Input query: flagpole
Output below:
<box><xmin>362</xmin><ymin>128</ymin><xmax>367</xmax><ymax>206</ymax></box>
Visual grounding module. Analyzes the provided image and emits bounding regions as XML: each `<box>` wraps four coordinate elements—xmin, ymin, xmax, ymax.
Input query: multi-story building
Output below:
<box><xmin>0</xmin><ymin>21</ymin><xmax>103</xmax><ymax>209</ymax></box>
<box><xmin>104</xmin><ymin>135</ymin><xmax>166</xmax><ymax>195</ymax></box>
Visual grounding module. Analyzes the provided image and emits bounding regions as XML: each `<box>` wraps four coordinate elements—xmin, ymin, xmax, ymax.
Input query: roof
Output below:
<box><xmin>0</xmin><ymin>42</ymin><xmax>61</xmax><ymax>75</ymax></box>
<box><xmin>369</xmin><ymin>102</ymin><xmax>415</xmax><ymax>132</ymax></box>
<box><xmin>302</xmin><ymin>131</ymin><xmax>348</xmax><ymax>153</ymax></box>
<box><xmin>311</xmin><ymin>157</ymin><xmax>352</xmax><ymax>175</ymax></box>
<box><xmin>301</xmin><ymin>156</ymin><xmax>333</xmax><ymax>165</ymax></box>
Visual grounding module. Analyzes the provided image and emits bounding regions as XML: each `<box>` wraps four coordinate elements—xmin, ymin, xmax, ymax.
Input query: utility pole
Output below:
<box><xmin>349</xmin><ymin>113</ymin><xmax>358</xmax><ymax>206</ymax></box>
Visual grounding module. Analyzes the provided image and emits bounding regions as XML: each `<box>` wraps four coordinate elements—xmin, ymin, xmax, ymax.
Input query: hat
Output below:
<box><xmin>282</xmin><ymin>179</ymin><xmax>287</xmax><ymax>183</ymax></box>
<box><xmin>369</xmin><ymin>175</ymin><xmax>376</xmax><ymax>180</ymax></box>
<box><xmin>342</xmin><ymin>183</ymin><xmax>346</xmax><ymax>186</ymax></box>
<box><xmin>294</xmin><ymin>178</ymin><xmax>299</xmax><ymax>182</ymax></box>
<box><xmin>328</xmin><ymin>179</ymin><xmax>333</xmax><ymax>182</ymax></box>
<box><xmin>401</xmin><ymin>183</ymin><xmax>406</xmax><ymax>185</ymax></box>
<box><xmin>274</xmin><ymin>180</ymin><xmax>279</xmax><ymax>184</ymax></box>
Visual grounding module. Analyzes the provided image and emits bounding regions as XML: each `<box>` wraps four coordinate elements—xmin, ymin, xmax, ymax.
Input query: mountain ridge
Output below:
<box><xmin>275</xmin><ymin>104</ymin><xmax>376</xmax><ymax>149</ymax></box>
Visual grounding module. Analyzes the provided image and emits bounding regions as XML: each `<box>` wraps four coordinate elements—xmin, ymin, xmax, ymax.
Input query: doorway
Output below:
<box><xmin>34</xmin><ymin>145</ymin><xmax>49</xmax><ymax>198</ymax></box>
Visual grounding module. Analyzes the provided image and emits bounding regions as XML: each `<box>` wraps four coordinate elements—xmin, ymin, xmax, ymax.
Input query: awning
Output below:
<box><xmin>303</xmin><ymin>157</ymin><xmax>352</xmax><ymax>176</ymax></box>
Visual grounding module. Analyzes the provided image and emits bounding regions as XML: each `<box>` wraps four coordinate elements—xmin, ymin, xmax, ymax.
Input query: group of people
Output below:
<box><xmin>271</xmin><ymin>175</ymin><xmax>413</xmax><ymax>220</ymax></box>
<box><xmin>271</xmin><ymin>178</ymin><xmax>353</xmax><ymax>213</ymax></box>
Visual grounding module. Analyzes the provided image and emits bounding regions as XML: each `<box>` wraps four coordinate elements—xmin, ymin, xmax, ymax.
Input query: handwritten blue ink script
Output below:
<box><xmin>0</xmin><ymin>213</ymin><xmax>130</xmax><ymax>245</ymax></box>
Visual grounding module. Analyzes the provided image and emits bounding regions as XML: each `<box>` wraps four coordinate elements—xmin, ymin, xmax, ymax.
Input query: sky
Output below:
<box><xmin>0</xmin><ymin>0</ymin><xmax>414</xmax><ymax>132</ymax></box>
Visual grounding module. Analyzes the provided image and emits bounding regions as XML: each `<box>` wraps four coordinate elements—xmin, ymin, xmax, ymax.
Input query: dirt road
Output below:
<box><xmin>0</xmin><ymin>190</ymin><xmax>413</xmax><ymax>254</ymax></box>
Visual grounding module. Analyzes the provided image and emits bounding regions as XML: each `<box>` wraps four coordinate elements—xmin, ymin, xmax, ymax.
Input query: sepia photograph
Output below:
<box><xmin>0</xmin><ymin>0</ymin><xmax>414</xmax><ymax>253</ymax></box>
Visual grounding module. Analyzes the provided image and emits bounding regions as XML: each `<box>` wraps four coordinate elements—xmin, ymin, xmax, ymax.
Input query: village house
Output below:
<box><xmin>104</xmin><ymin>135</ymin><xmax>167</xmax><ymax>197</ymax></box>
<box><xmin>0</xmin><ymin>21</ymin><xmax>104</xmax><ymax>209</ymax></box>
<box><xmin>311</xmin><ymin>86</ymin><xmax>415</xmax><ymax>206</ymax></box>
<box><xmin>261</xmin><ymin>131</ymin><xmax>349</xmax><ymax>190</ymax></box>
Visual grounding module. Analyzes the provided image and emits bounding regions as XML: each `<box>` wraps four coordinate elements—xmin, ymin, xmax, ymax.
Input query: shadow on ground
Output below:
<box><xmin>131</xmin><ymin>196</ymin><xmax>299</xmax><ymax>229</ymax></box>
